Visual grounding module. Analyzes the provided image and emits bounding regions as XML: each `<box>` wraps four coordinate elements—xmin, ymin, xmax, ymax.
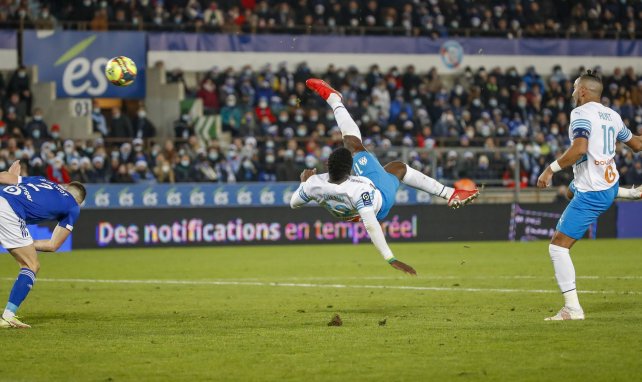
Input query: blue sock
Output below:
<box><xmin>4</xmin><ymin>268</ymin><xmax>36</xmax><ymax>318</ymax></box>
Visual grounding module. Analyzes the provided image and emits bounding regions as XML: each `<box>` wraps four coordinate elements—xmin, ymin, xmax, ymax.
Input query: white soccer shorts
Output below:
<box><xmin>0</xmin><ymin>196</ymin><xmax>33</xmax><ymax>249</ymax></box>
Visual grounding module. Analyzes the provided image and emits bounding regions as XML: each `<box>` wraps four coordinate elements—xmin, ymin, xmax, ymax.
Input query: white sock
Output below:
<box><xmin>548</xmin><ymin>244</ymin><xmax>582</xmax><ymax>310</ymax></box>
<box><xmin>402</xmin><ymin>165</ymin><xmax>454</xmax><ymax>199</ymax></box>
<box><xmin>3</xmin><ymin>309</ymin><xmax>15</xmax><ymax>320</ymax></box>
<box><xmin>330</xmin><ymin>99</ymin><xmax>362</xmax><ymax>140</ymax></box>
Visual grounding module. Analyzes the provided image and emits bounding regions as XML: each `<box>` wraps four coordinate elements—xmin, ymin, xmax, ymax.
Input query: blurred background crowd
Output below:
<box><xmin>1</xmin><ymin>0</ymin><xmax>641</xmax><ymax>39</ymax></box>
<box><xmin>1</xmin><ymin>61</ymin><xmax>642</xmax><ymax>187</ymax></box>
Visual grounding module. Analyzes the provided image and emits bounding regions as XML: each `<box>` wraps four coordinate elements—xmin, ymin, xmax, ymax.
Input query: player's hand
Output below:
<box><xmin>300</xmin><ymin>168</ymin><xmax>316</xmax><ymax>182</ymax></box>
<box><xmin>537</xmin><ymin>168</ymin><xmax>553</xmax><ymax>188</ymax></box>
<box><xmin>390</xmin><ymin>259</ymin><xmax>417</xmax><ymax>276</ymax></box>
<box><xmin>8</xmin><ymin>160</ymin><xmax>21</xmax><ymax>176</ymax></box>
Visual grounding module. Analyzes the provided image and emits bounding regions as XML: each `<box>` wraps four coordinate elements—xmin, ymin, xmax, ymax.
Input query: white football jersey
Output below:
<box><xmin>294</xmin><ymin>173</ymin><xmax>382</xmax><ymax>221</ymax></box>
<box><xmin>569</xmin><ymin>101</ymin><xmax>632</xmax><ymax>192</ymax></box>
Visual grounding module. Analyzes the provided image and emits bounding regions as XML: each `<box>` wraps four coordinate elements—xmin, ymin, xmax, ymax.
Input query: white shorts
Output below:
<box><xmin>0</xmin><ymin>196</ymin><xmax>33</xmax><ymax>249</ymax></box>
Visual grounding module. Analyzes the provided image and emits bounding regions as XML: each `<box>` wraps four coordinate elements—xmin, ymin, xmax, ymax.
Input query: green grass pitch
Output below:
<box><xmin>0</xmin><ymin>240</ymin><xmax>640</xmax><ymax>381</ymax></box>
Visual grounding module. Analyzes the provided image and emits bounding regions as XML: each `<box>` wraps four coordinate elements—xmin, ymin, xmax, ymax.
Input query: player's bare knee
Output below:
<box><xmin>550</xmin><ymin>231</ymin><xmax>574</xmax><ymax>249</ymax></box>
<box><xmin>384</xmin><ymin>161</ymin><xmax>407</xmax><ymax>180</ymax></box>
<box><xmin>343</xmin><ymin>136</ymin><xmax>366</xmax><ymax>154</ymax></box>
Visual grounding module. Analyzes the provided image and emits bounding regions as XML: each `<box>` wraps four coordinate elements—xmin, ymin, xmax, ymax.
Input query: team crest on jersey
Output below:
<box><xmin>361</xmin><ymin>192</ymin><xmax>372</xmax><ymax>207</ymax></box>
<box><xmin>358</xmin><ymin>156</ymin><xmax>368</xmax><ymax>166</ymax></box>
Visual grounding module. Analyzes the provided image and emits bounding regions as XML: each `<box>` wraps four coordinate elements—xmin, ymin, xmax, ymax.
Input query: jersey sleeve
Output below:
<box><xmin>617</xmin><ymin>121</ymin><xmax>633</xmax><ymax>143</ymax></box>
<box><xmin>354</xmin><ymin>186</ymin><xmax>375</xmax><ymax>213</ymax></box>
<box><xmin>58</xmin><ymin>204</ymin><xmax>80</xmax><ymax>231</ymax></box>
<box><xmin>290</xmin><ymin>181</ymin><xmax>313</xmax><ymax>208</ymax></box>
<box><xmin>359</xmin><ymin>208</ymin><xmax>394</xmax><ymax>262</ymax></box>
<box><xmin>569</xmin><ymin>108</ymin><xmax>591</xmax><ymax>140</ymax></box>
<box><xmin>18</xmin><ymin>176</ymin><xmax>48</xmax><ymax>184</ymax></box>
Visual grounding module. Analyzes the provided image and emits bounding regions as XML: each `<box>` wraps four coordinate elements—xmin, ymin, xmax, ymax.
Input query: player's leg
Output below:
<box><xmin>0</xmin><ymin>206</ymin><xmax>38</xmax><ymax>329</ymax></box>
<box><xmin>546</xmin><ymin>230</ymin><xmax>583</xmax><ymax>321</ymax></box>
<box><xmin>1</xmin><ymin>244</ymin><xmax>38</xmax><ymax>329</ymax></box>
<box><xmin>305</xmin><ymin>78</ymin><xmax>366</xmax><ymax>155</ymax></box>
<box><xmin>383</xmin><ymin>161</ymin><xmax>480</xmax><ymax>208</ymax></box>
<box><xmin>545</xmin><ymin>186</ymin><xmax>617</xmax><ymax>321</ymax></box>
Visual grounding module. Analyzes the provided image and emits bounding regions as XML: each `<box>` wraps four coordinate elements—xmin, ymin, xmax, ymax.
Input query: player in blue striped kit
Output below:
<box><xmin>537</xmin><ymin>70</ymin><xmax>642</xmax><ymax>320</ymax></box>
<box><xmin>0</xmin><ymin>160</ymin><xmax>86</xmax><ymax>328</ymax></box>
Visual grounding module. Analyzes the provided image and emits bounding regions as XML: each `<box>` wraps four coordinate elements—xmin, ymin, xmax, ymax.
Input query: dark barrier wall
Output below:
<box><xmin>73</xmin><ymin>203</ymin><xmax>618</xmax><ymax>249</ymax></box>
<box><xmin>617</xmin><ymin>202</ymin><xmax>642</xmax><ymax>238</ymax></box>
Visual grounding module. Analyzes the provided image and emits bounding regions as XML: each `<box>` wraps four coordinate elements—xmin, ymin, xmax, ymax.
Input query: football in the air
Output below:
<box><xmin>105</xmin><ymin>56</ymin><xmax>137</xmax><ymax>86</ymax></box>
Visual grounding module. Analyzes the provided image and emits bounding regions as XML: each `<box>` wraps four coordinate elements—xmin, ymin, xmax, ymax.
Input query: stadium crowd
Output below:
<box><xmin>1</xmin><ymin>61</ymin><xmax>642</xmax><ymax>187</ymax></box>
<box><xmin>1</xmin><ymin>0</ymin><xmax>642</xmax><ymax>39</ymax></box>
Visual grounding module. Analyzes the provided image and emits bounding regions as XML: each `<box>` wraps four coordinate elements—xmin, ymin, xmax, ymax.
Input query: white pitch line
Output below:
<box><xmin>2</xmin><ymin>277</ymin><xmax>639</xmax><ymax>295</ymax></box>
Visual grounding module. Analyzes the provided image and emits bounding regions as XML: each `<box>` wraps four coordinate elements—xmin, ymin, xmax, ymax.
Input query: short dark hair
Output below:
<box><xmin>327</xmin><ymin>147</ymin><xmax>353</xmax><ymax>182</ymax></box>
<box><xmin>68</xmin><ymin>181</ymin><xmax>87</xmax><ymax>203</ymax></box>
<box><xmin>580</xmin><ymin>69</ymin><xmax>602</xmax><ymax>84</ymax></box>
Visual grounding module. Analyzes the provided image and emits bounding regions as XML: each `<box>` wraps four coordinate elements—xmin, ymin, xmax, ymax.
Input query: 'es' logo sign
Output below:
<box><xmin>23</xmin><ymin>30</ymin><xmax>145</xmax><ymax>99</ymax></box>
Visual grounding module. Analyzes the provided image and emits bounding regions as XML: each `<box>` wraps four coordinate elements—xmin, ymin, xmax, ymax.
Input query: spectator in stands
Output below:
<box><xmin>88</xmin><ymin>156</ymin><xmax>109</xmax><ymax>183</ymax></box>
<box><xmin>174</xmin><ymin>154</ymin><xmax>198</xmax><ymax>182</ymax></box>
<box><xmin>34</xmin><ymin>4</ymin><xmax>57</xmax><ymax>29</ymax></box>
<box><xmin>46</xmin><ymin>157</ymin><xmax>71</xmax><ymax>184</ymax></box>
<box><xmin>6</xmin><ymin>66</ymin><xmax>31</xmax><ymax>114</ymax></box>
<box><xmin>110</xmin><ymin>107</ymin><xmax>133</xmax><ymax>138</ymax></box>
<box><xmin>626</xmin><ymin>159</ymin><xmax>642</xmax><ymax>185</ymax></box>
<box><xmin>131</xmin><ymin>159</ymin><xmax>156</xmax><ymax>184</ymax></box>
<box><xmin>92</xmin><ymin>102</ymin><xmax>108</xmax><ymax>137</ymax></box>
<box><xmin>24</xmin><ymin>108</ymin><xmax>49</xmax><ymax>142</ymax></box>
<box><xmin>112</xmin><ymin>163</ymin><xmax>134</xmax><ymax>183</ymax></box>
<box><xmin>29</xmin><ymin>157</ymin><xmax>46</xmax><ymax>178</ymax></box>
<box><xmin>197</xmin><ymin>78</ymin><xmax>220</xmax><ymax>114</ymax></box>
<box><xmin>174</xmin><ymin>113</ymin><xmax>194</xmax><ymax>140</ymax></box>
<box><xmin>154</xmin><ymin>154</ymin><xmax>175</xmax><ymax>183</ymax></box>
<box><xmin>4</xmin><ymin>93</ymin><xmax>27</xmax><ymax>128</ymax></box>
<box><xmin>132</xmin><ymin>106</ymin><xmax>156</xmax><ymax>138</ymax></box>
<box><xmin>221</xmin><ymin>95</ymin><xmax>242</xmax><ymax>136</ymax></box>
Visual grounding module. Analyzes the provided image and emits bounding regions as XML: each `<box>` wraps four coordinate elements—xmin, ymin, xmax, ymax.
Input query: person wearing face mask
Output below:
<box><xmin>46</xmin><ymin>157</ymin><xmax>71</xmax><ymax>184</ymax></box>
<box><xmin>132</xmin><ymin>107</ymin><xmax>156</xmax><ymax>138</ymax></box>
<box><xmin>109</xmin><ymin>107</ymin><xmax>133</xmax><ymax>138</ymax></box>
<box><xmin>7</xmin><ymin>66</ymin><xmax>31</xmax><ymax>114</ymax></box>
<box><xmin>174</xmin><ymin>154</ymin><xmax>197</xmax><ymax>182</ymax></box>
<box><xmin>255</xmin><ymin>97</ymin><xmax>276</xmax><ymax>124</ymax></box>
<box><xmin>174</xmin><ymin>113</ymin><xmax>195</xmax><ymax>139</ymax></box>
<box><xmin>34</xmin><ymin>4</ymin><xmax>56</xmax><ymax>28</ymax></box>
<box><xmin>24</xmin><ymin>108</ymin><xmax>49</xmax><ymax>144</ymax></box>
<box><xmin>221</xmin><ymin>95</ymin><xmax>242</xmax><ymax>136</ymax></box>
<box><xmin>236</xmin><ymin>156</ymin><xmax>258</xmax><ymax>182</ymax></box>
<box><xmin>259</xmin><ymin>151</ymin><xmax>277</xmax><ymax>182</ymax></box>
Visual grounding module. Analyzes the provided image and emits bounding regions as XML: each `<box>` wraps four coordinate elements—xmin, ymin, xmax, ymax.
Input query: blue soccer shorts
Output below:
<box><xmin>352</xmin><ymin>151</ymin><xmax>399</xmax><ymax>220</ymax></box>
<box><xmin>557</xmin><ymin>182</ymin><xmax>618</xmax><ymax>240</ymax></box>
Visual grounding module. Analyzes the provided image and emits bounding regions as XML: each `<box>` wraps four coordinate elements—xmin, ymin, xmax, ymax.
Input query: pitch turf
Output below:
<box><xmin>0</xmin><ymin>240</ymin><xmax>640</xmax><ymax>381</ymax></box>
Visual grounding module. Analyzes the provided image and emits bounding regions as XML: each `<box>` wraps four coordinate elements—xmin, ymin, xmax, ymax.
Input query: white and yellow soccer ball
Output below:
<box><xmin>105</xmin><ymin>56</ymin><xmax>137</xmax><ymax>87</ymax></box>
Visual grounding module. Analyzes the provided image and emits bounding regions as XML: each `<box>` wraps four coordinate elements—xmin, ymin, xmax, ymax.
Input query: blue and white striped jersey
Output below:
<box><xmin>568</xmin><ymin>101</ymin><xmax>632</xmax><ymax>192</ymax></box>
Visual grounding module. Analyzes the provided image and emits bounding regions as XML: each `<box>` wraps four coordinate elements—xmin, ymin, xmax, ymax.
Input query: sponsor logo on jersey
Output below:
<box><xmin>358</xmin><ymin>156</ymin><xmax>368</xmax><ymax>166</ymax></box>
<box><xmin>361</xmin><ymin>192</ymin><xmax>372</xmax><ymax>207</ymax></box>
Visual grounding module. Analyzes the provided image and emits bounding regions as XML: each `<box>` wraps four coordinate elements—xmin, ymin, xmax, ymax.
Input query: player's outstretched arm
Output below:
<box><xmin>0</xmin><ymin>160</ymin><xmax>21</xmax><ymax>184</ymax></box>
<box><xmin>359</xmin><ymin>208</ymin><xmax>416</xmax><ymax>275</ymax></box>
<box><xmin>537</xmin><ymin>138</ymin><xmax>588</xmax><ymax>188</ymax></box>
<box><xmin>624</xmin><ymin>134</ymin><xmax>642</xmax><ymax>153</ymax></box>
<box><xmin>290</xmin><ymin>169</ymin><xmax>316</xmax><ymax>209</ymax></box>
<box><xmin>33</xmin><ymin>225</ymin><xmax>71</xmax><ymax>252</ymax></box>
